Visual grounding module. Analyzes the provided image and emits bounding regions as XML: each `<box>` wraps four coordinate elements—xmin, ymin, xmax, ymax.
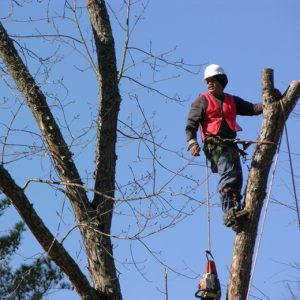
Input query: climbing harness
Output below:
<box><xmin>221</xmin><ymin>137</ymin><xmax>276</xmax><ymax>160</ymax></box>
<box><xmin>220</xmin><ymin>137</ymin><xmax>276</xmax><ymax>150</ymax></box>
<box><xmin>195</xmin><ymin>250</ymin><xmax>221</xmax><ymax>299</ymax></box>
<box><xmin>218</xmin><ymin>136</ymin><xmax>276</xmax><ymax>160</ymax></box>
<box><xmin>203</xmin><ymin>135</ymin><xmax>276</xmax><ymax>169</ymax></box>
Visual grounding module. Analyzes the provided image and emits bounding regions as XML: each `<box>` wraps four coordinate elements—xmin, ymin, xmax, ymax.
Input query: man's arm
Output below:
<box><xmin>234</xmin><ymin>96</ymin><xmax>263</xmax><ymax>116</ymax></box>
<box><xmin>234</xmin><ymin>89</ymin><xmax>282</xmax><ymax>116</ymax></box>
<box><xmin>185</xmin><ymin>95</ymin><xmax>207</xmax><ymax>155</ymax></box>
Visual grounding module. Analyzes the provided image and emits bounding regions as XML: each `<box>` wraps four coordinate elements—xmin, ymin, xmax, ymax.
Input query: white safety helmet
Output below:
<box><xmin>203</xmin><ymin>64</ymin><xmax>226</xmax><ymax>80</ymax></box>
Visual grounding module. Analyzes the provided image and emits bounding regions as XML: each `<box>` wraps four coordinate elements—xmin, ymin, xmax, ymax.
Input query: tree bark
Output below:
<box><xmin>227</xmin><ymin>69</ymin><xmax>300</xmax><ymax>299</ymax></box>
<box><xmin>86</xmin><ymin>1</ymin><xmax>122</xmax><ymax>299</ymax></box>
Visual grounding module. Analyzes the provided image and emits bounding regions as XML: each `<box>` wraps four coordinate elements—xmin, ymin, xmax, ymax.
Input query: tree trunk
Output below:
<box><xmin>0</xmin><ymin>0</ymin><xmax>122</xmax><ymax>298</ymax></box>
<box><xmin>227</xmin><ymin>69</ymin><xmax>300</xmax><ymax>299</ymax></box>
<box><xmin>86</xmin><ymin>1</ymin><xmax>122</xmax><ymax>299</ymax></box>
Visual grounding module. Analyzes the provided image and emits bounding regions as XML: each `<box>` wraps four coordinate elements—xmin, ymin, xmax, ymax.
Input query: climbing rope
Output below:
<box><xmin>205</xmin><ymin>157</ymin><xmax>211</xmax><ymax>253</ymax></box>
<box><xmin>281</xmin><ymin>111</ymin><xmax>300</xmax><ymax>228</ymax></box>
<box><xmin>194</xmin><ymin>158</ymin><xmax>222</xmax><ymax>299</ymax></box>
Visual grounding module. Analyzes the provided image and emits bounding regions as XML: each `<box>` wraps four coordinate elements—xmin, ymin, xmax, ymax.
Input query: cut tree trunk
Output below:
<box><xmin>227</xmin><ymin>69</ymin><xmax>300</xmax><ymax>299</ymax></box>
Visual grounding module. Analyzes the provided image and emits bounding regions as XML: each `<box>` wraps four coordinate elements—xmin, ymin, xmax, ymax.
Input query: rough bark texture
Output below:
<box><xmin>0</xmin><ymin>0</ymin><xmax>122</xmax><ymax>299</ymax></box>
<box><xmin>227</xmin><ymin>70</ymin><xmax>300</xmax><ymax>299</ymax></box>
<box><xmin>86</xmin><ymin>1</ymin><xmax>122</xmax><ymax>299</ymax></box>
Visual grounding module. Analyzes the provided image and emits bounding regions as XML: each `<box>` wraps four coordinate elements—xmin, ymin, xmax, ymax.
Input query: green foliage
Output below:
<box><xmin>0</xmin><ymin>198</ymin><xmax>70</xmax><ymax>299</ymax></box>
<box><xmin>7</xmin><ymin>258</ymin><xmax>70</xmax><ymax>300</ymax></box>
<box><xmin>0</xmin><ymin>221</ymin><xmax>24</xmax><ymax>260</ymax></box>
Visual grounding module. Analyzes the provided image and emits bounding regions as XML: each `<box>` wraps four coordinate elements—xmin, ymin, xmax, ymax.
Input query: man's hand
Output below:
<box><xmin>189</xmin><ymin>144</ymin><xmax>200</xmax><ymax>156</ymax></box>
<box><xmin>273</xmin><ymin>88</ymin><xmax>282</xmax><ymax>100</ymax></box>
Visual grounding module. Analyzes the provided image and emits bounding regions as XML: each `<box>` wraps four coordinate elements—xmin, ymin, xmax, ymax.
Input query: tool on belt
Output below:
<box><xmin>203</xmin><ymin>136</ymin><xmax>276</xmax><ymax>172</ymax></box>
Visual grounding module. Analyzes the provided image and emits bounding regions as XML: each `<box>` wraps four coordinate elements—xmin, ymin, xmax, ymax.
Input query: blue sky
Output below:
<box><xmin>115</xmin><ymin>2</ymin><xmax>300</xmax><ymax>298</ymax></box>
<box><xmin>1</xmin><ymin>1</ymin><xmax>300</xmax><ymax>299</ymax></box>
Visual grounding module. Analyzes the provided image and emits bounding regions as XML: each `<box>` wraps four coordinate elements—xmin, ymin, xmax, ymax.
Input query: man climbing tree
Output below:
<box><xmin>0</xmin><ymin>0</ymin><xmax>299</xmax><ymax>299</ymax></box>
<box><xmin>185</xmin><ymin>64</ymin><xmax>263</xmax><ymax>230</ymax></box>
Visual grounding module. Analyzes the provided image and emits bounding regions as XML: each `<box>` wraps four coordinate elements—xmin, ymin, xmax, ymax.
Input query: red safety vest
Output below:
<box><xmin>200</xmin><ymin>93</ymin><xmax>242</xmax><ymax>140</ymax></box>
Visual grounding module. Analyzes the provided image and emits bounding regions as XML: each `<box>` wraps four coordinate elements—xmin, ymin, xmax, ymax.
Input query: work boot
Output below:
<box><xmin>223</xmin><ymin>208</ymin><xmax>236</xmax><ymax>227</ymax></box>
<box><xmin>231</xmin><ymin>210</ymin><xmax>249</xmax><ymax>232</ymax></box>
<box><xmin>223</xmin><ymin>208</ymin><xmax>249</xmax><ymax>229</ymax></box>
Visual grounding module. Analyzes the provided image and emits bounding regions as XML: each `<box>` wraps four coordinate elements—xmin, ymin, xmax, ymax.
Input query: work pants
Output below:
<box><xmin>204</xmin><ymin>139</ymin><xmax>243</xmax><ymax>212</ymax></box>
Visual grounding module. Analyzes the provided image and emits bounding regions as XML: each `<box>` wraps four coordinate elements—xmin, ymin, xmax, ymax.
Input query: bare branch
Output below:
<box><xmin>0</xmin><ymin>164</ymin><xmax>98</xmax><ymax>300</ymax></box>
<box><xmin>0</xmin><ymin>21</ymin><xmax>91</xmax><ymax>219</ymax></box>
<box><xmin>118</xmin><ymin>0</ymin><xmax>130</xmax><ymax>82</ymax></box>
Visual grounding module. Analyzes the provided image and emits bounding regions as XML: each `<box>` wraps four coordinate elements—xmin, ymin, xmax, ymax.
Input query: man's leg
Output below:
<box><xmin>215</xmin><ymin>146</ymin><xmax>243</xmax><ymax>227</ymax></box>
<box><xmin>217</xmin><ymin>146</ymin><xmax>243</xmax><ymax>208</ymax></box>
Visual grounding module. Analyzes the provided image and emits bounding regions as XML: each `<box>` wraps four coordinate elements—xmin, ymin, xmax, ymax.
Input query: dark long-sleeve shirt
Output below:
<box><xmin>185</xmin><ymin>93</ymin><xmax>262</xmax><ymax>144</ymax></box>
